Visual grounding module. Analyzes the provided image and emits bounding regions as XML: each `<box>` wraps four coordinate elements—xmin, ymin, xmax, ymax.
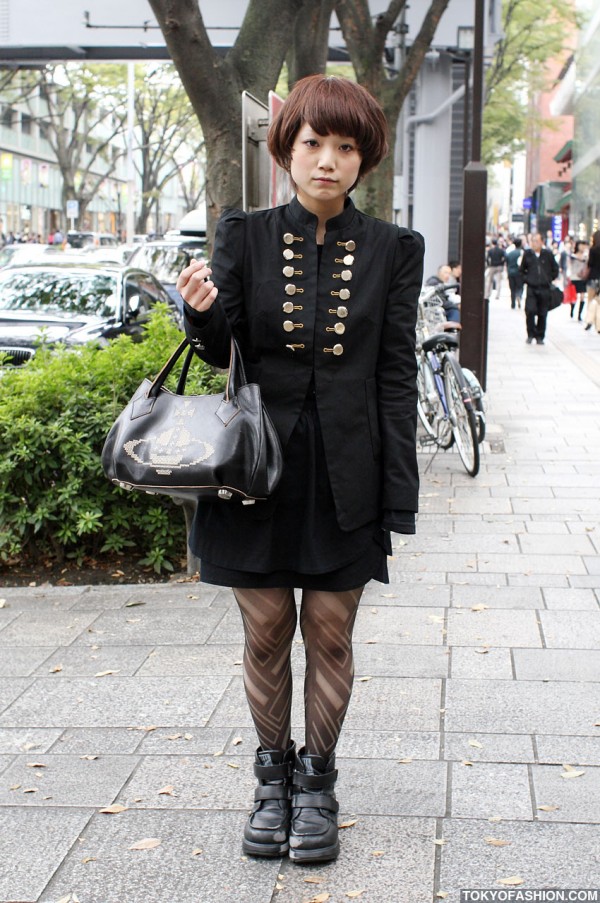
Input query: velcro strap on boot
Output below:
<box><xmin>293</xmin><ymin>768</ymin><xmax>338</xmax><ymax>790</ymax></box>
<box><xmin>254</xmin><ymin>760</ymin><xmax>293</xmax><ymax>781</ymax></box>
<box><xmin>254</xmin><ymin>784</ymin><xmax>291</xmax><ymax>802</ymax></box>
<box><xmin>292</xmin><ymin>792</ymin><xmax>339</xmax><ymax>813</ymax></box>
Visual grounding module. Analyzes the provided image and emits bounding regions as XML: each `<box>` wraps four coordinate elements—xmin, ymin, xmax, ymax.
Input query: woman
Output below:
<box><xmin>569</xmin><ymin>240</ymin><xmax>588</xmax><ymax>322</ymax></box>
<box><xmin>176</xmin><ymin>75</ymin><xmax>423</xmax><ymax>864</ymax></box>
<box><xmin>584</xmin><ymin>231</ymin><xmax>600</xmax><ymax>331</ymax></box>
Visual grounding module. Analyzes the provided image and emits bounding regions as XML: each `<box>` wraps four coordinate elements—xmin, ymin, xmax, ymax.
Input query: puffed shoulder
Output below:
<box><xmin>218</xmin><ymin>207</ymin><xmax>247</xmax><ymax>224</ymax></box>
<box><xmin>397</xmin><ymin>226</ymin><xmax>425</xmax><ymax>256</ymax></box>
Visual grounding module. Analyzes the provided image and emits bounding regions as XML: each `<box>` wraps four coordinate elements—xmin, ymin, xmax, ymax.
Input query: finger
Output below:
<box><xmin>177</xmin><ymin>260</ymin><xmax>211</xmax><ymax>292</ymax></box>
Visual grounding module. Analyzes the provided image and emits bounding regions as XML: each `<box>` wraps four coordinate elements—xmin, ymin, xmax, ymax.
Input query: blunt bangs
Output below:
<box><xmin>267</xmin><ymin>75</ymin><xmax>389</xmax><ymax>180</ymax></box>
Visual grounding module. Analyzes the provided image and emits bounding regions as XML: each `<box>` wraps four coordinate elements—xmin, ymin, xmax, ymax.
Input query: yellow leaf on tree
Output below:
<box><xmin>497</xmin><ymin>876</ymin><xmax>524</xmax><ymax>886</ymax></box>
<box><xmin>129</xmin><ymin>837</ymin><xmax>161</xmax><ymax>850</ymax></box>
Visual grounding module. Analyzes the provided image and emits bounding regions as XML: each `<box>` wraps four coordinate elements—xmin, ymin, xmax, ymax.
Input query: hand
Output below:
<box><xmin>176</xmin><ymin>258</ymin><xmax>218</xmax><ymax>313</ymax></box>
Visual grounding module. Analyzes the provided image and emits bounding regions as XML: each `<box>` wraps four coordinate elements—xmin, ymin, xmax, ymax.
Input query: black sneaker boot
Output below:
<box><xmin>289</xmin><ymin>747</ymin><xmax>340</xmax><ymax>863</ymax></box>
<box><xmin>242</xmin><ymin>742</ymin><xmax>295</xmax><ymax>857</ymax></box>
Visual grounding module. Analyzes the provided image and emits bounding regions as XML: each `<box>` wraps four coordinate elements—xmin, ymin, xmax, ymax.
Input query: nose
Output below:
<box><xmin>317</xmin><ymin>145</ymin><xmax>335</xmax><ymax>170</ymax></box>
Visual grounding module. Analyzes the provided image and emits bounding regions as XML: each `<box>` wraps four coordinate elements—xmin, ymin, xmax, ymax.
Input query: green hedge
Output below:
<box><xmin>0</xmin><ymin>307</ymin><xmax>226</xmax><ymax>573</ymax></box>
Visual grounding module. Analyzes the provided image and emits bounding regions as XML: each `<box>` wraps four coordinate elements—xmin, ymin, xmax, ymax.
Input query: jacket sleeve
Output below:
<box><xmin>183</xmin><ymin>208</ymin><xmax>247</xmax><ymax>368</ymax></box>
<box><xmin>376</xmin><ymin>227</ymin><xmax>424</xmax><ymax>518</ymax></box>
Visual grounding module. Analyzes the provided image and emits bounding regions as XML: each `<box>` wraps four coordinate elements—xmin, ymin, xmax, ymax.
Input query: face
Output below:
<box><xmin>531</xmin><ymin>234</ymin><xmax>543</xmax><ymax>253</ymax></box>
<box><xmin>290</xmin><ymin>123</ymin><xmax>362</xmax><ymax>215</ymax></box>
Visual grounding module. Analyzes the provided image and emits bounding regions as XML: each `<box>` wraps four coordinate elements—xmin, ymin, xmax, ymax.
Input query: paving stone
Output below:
<box><xmin>445</xmin><ymin>679</ymin><xmax>599</xmax><ymax>735</ymax></box>
<box><xmin>536</xmin><ymin>735</ymin><xmax>600</xmax><ymax>766</ymax></box>
<box><xmin>352</xmin><ymin>606</ymin><xmax>445</xmax><ymax>645</ymax></box>
<box><xmin>451</xmin><ymin>584</ymin><xmax>543</xmax><ymax>609</ymax></box>
<box><xmin>361</xmin><ymin>582</ymin><xmax>451</xmax><ymax>607</ymax></box>
<box><xmin>137</xmin><ymin>727</ymin><xmax>232</xmax><ymax>756</ymax></box>
<box><xmin>0</xmin><ymin>610</ymin><xmax>101</xmax><ymax>647</ymax></box>
<box><xmin>450</xmin><ymin>646</ymin><xmax>513</xmax><ymax>679</ymax></box>
<box><xmin>335</xmin><ymin>757</ymin><xmax>446</xmax><ymax>816</ymax></box>
<box><xmin>0</xmin><ymin>592</ymin><xmax>79</xmax><ymax>610</ymax></box>
<box><xmin>73</xmin><ymin>606</ymin><xmax>228</xmax><ymax>646</ymax></box>
<box><xmin>352</xmin><ymin>643</ymin><xmax>449</xmax><ymax>678</ymax></box>
<box><xmin>444</xmin><ymin>732</ymin><xmax>534</xmax><ymax>763</ymax></box>
<box><xmin>280</xmin><ymin>815</ymin><xmax>437</xmax><ymax>903</ymax></box>
<box><xmin>0</xmin><ymin>727</ymin><xmax>63</xmax><ymax>754</ymax></box>
<box><xmin>446</xmin><ymin>608</ymin><xmax>542</xmax><ymax>647</ymax></box>
<box><xmin>583</xmin><ymin>555</ymin><xmax>600</xmax><ymax>575</ymax></box>
<box><xmin>392</xmin><ymin>551</ymin><xmax>486</xmax><ymax>572</ymax></box>
<box><xmin>532</xmin><ymin>764</ymin><xmax>600</xmax><ymax>823</ymax></box>
<box><xmin>518</xmin><ymin>533</ymin><xmax>596</xmax><ymax>555</ymax></box>
<box><xmin>449</xmin><ymin>497</ymin><xmax>513</xmax><ymax>514</ymax></box>
<box><xmin>0</xmin><ymin>676</ymin><xmax>230</xmax><ymax>728</ymax></box>
<box><xmin>38</xmin><ymin>809</ymin><xmax>281</xmax><ymax>903</ymax></box>
<box><xmin>478</xmin><ymin>552</ymin><xmax>587</xmax><ymax>575</ymax></box>
<box><xmin>512</xmin><ymin>497</ymin><xmax>600</xmax><ymax>515</ymax></box>
<box><xmin>35</xmin><ymin>645</ymin><xmax>155</xmax><ymax>678</ymax></box>
<box><xmin>0</xmin><ymin>608</ymin><xmax>21</xmax><ymax>631</ymax></box>
<box><xmin>0</xmin><ymin>646</ymin><xmax>54</xmax><ymax>677</ymax></box>
<box><xmin>343</xmin><ymin>677</ymin><xmax>442</xmax><ymax>732</ymax></box>
<box><xmin>539</xmin><ymin>610</ymin><xmax>600</xmax><ymax>649</ymax></box>
<box><xmin>51</xmin><ymin>728</ymin><xmax>145</xmax><ymax>755</ymax></box>
<box><xmin>136</xmin><ymin>643</ymin><xmax>245</xmax><ymax>676</ymax></box>
<box><xmin>450</xmin><ymin>761</ymin><xmax>532</xmax><ymax>819</ymax></box>
<box><xmin>71</xmin><ymin>584</ymin><xmax>222</xmax><ymax>611</ymax></box>
<box><xmin>0</xmin><ymin>753</ymin><xmax>138</xmax><ymax>807</ymax></box>
<box><xmin>0</xmin><ymin>807</ymin><xmax>93</xmax><ymax>903</ymax></box>
<box><xmin>438</xmin><ymin>819</ymin><xmax>600</xmax><ymax>894</ymax></box>
<box><xmin>568</xmin><ymin>575</ymin><xmax>600</xmax><ymax>588</ymax></box>
<box><xmin>0</xmin><ymin>753</ymin><xmax>15</xmax><ymax>776</ymax></box>
<box><xmin>402</xmin><ymin>532</ymin><xmax>520</xmax><ymax>554</ymax></box>
<box><xmin>508</xmin><ymin>573</ymin><xmax>570</xmax><ymax>588</ymax></box>
<box><xmin>332</xmin><ymin>729</ymin><xmax>440</xmax><ymax>761</ymax></box>
<box><xmin>0</xmin><ymin>677</ymin><xmax>32</xmax><ymax>715</ymax></box>
<box><xmin>542</xmin><ymin>587</ymin><xmax>599</xmax><ymax>610</ymax></box>
<box><xmin>448</xmin><ymin>572</ymin><xmax>508</xmax><ymax>585</ymax></box>
<box><xmin>203</xmin><ymin>605</ymin><xmax>246</xmax><ymax>643</ymax></box>
<box><xmin>513</xmin><ymin>648</ymin><xmax>600</xmax><ymax>681</ymax></box>
<box><xmin>524</xmin><ymin>520</ymin><xmax>570</xmax><ymax>533</ymax></box>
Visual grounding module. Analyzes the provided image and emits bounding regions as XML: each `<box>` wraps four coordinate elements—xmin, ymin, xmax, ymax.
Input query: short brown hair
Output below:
<box><xmin>267</xmin><ymin>75</ymin><xmax>389</xmax><ymax>186</ymax></box>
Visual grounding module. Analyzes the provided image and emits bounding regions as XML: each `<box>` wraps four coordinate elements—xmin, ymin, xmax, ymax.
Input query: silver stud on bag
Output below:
<box><xmin>218</xmin><ymin>489</ymin><xmax>233</xmax><ymax>500</ymax></box>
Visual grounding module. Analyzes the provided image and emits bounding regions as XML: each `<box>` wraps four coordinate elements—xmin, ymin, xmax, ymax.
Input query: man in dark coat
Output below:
<box><xmin>520</xmin><ymin>232</ymin><xmax>559</xmax><ymax>345</ymax></box>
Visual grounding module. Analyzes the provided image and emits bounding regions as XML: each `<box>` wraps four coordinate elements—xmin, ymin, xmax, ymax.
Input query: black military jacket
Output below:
<box><xmin>184</xmin><ymin>196</ymin><xmax>424</xmax><ymax>532</ymax></box>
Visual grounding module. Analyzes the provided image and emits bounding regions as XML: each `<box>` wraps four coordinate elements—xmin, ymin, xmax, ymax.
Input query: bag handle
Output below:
<box><xmin>147</xmin><ymin>336</ymin><xmax>247</xmax><ymax>401</ymax></box>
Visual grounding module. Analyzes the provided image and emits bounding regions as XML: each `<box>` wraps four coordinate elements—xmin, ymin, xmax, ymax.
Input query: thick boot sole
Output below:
<box><xmin>289</xmin><ymin>840</ymin><xmax>340</xmax><ymax>863</ymax></box>
<box><xmin>242</xmin><ymin>838</ymin><xmax>289</xmax><ymax>858</ymax></box>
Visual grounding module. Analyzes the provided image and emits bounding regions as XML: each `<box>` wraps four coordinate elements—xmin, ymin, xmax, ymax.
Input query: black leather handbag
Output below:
<box><xmin>101</xmin><ymin>338</ymin><xmax>283</xmax><ymax>503</ymax></box>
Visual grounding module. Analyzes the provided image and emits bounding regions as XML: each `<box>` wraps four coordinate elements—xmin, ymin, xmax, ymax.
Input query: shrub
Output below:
<box><xmin>0</xmin><ymin>306</ymin><xmax>225</xmax><ymax>573</ymax></box>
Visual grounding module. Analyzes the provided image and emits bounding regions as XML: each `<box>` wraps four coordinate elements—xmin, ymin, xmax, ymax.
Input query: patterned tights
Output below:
<box><xmin>233</xmin><ymin>586</ymin><xmax>364</xmax><ymax>759</ymax></box>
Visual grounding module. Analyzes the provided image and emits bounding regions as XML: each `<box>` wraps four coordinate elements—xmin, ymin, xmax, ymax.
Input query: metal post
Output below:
<box><xmin>459</xmin><ymin>0</ymin><xmax>488</xmax><ymax>389</ymax></box>
<box><xmin>126</xmin><ymin>62</ymin><xmax>135</xmax><ymax>244</ymax></box>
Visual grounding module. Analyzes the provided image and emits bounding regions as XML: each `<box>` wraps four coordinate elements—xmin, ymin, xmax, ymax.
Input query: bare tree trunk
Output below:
<box><xmin>287</xmin><ymin>0</ymin><xmax>334</xmax><ymax>86</ymax></box>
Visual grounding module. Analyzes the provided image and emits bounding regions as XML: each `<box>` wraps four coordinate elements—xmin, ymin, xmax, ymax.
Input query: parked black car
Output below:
<box><xmin>127</xmin><ymin>235</ymin><xmax>208</xmax><ymax>311</ymax></box>
<box><xmin>0</xmin><ymin>262</ymin><xmax>180</xmax><ymax>365</ymax></box>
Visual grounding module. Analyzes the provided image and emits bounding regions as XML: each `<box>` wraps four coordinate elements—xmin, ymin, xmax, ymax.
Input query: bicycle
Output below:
<box><xmin>416</xmin><ymin>285</ymin><xmax>482</xmax><ymax>477</ymax></box>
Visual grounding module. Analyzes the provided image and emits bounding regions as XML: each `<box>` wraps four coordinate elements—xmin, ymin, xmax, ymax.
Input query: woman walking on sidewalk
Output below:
<box><xmin>176</xmin><ymin>75</ymin><xmax>423</xmax><ymax>864</ymax></box>
<box><xmin>584</xmin><ymin>231</ymin><xmax>600</xmax><ymax>332</ymax></box>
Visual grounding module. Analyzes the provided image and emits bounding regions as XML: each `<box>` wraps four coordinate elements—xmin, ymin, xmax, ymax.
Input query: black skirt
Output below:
<box><xmin>188</xmin><ymin>391</ymin><xmax>390</xmax><ymax>591</ymax></box>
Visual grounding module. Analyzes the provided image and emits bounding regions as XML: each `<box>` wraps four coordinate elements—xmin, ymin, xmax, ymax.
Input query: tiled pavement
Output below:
<box><xmin>0</xmin><ymin>296</ymin><xmax>599</xmax><ymax>902</ymax></box>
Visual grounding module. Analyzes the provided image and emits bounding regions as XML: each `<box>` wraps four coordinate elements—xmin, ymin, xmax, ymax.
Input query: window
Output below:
<box><xmin>2</xmin><ymin>106</ymin><xmax>14</xmax><ymax>129</ymax></box>
<box><xmin>21</xmin><ymin>114</ymin><xmax>32</xmax><ymax>136</ymax></box>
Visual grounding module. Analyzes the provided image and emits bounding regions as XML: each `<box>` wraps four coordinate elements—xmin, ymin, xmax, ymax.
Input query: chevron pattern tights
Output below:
<box><xmin>233</xmin><ymin>586</ymin><xmax>364</xmax><ymax>759</ymax></box>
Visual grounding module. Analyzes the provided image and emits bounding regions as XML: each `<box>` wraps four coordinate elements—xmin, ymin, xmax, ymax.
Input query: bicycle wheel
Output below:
<box><xmin>461</xmin><ymin>366</ymin><xmax>486</xmax><ymax>443</ymax></box>
<box><xmin>417</xmin><ymin>354</ymin><xmax>453</xmax><ymax>448</ymax></box>
<box><xmin>442</xmin><ymin>355</ymin><xmax>480</xmax><ymax>476</ymax></box>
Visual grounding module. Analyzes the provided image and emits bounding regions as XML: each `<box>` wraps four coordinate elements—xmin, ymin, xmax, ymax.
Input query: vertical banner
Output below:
<box><xmin>1</xmin><ymin>152</ymin><xmax>13</xmax><ymax>180</ymax></box>
<box><xmin>20</xmin><ymin>158</ymin><xmax>31</xmax><ymax>184</ymax></box>
<box><xmin>39</xmin><ymin>163</ymin><xmax>49</xmax><ymax>188</ymax></box>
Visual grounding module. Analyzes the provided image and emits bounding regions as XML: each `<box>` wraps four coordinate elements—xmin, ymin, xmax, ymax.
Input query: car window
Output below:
<box><xmin>0</xmin><ymin>269</ymin><xmax>118</xmax><ymax>317</ymax></box>
<box><xmin>125</xmin><ymin>273</ymin><xmax>170</xmax><ymax>312</ymax></box>
<box><xmin>128</xmin><ymin>246</ymin><xmax>193</xmax><ymax>284</ymax></box>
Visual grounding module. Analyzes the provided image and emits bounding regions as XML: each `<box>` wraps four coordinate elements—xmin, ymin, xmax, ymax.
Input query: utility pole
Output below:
<box><xmin>459</xmin><ymin>0</ymin><xmax>488</xmax><ymax>389</ymax></box>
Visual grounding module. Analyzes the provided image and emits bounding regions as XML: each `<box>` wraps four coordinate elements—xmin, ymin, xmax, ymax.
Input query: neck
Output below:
<box><xmin>296</xmin><ymin>192</ymin><xmax>345</xmax><ymax>243</ymax></box>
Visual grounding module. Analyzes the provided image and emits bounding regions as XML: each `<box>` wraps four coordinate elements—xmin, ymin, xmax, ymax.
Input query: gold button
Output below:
<box><xmin>341</xmin><ymin>269</ymin><xmax>352</xmax><ymax>282</ymax></box>
<box><xmin>334</xmin><ymin>322</ymin><xmax>345</xmax><ymax>335</ymax></box>
<box><xmin>283</xmin><ymin>248</ymin><xmax>294</xmax><ymax>260</ymax></box>
<box><xmin>283</xmin><ymin>265</ymin><xmax>294</xmax><ymax>277</ymax></box>
<box><xmin>337</xmin><ymin>306</ymin><xmax>348</xmax><ymax>318</ymax></box>
<box><xmin>339</xmin><ymin>288</ymin><xmax>350</xmax><ymax>300</ymax></box>
<box><xmin>343</xmin><ymin>254</ymin><xmax>354</xmax><ymax>266</ymax></box>
<box><xmin>283</xmin><ymin>232</ymin><xmax>294</xmax><ymax>244</ymax></box>
<box><xmin>282</xmin><ymin>301</ymin><xmax>295</xmax><ymax>314</ymax></box>
<box><xmin>345</xmin><ymin>240</ymin><xmax>356</xmax><ymax>252</ymax></box>
<box><xmin>283</xmin><ymin>320</ymin><xmax>295</xmax><ymax>332</ymax></box>
<box><xmin>333</xmin><ymin>343</ymin><xmax>344</xmax><ymax>355</ymax></box>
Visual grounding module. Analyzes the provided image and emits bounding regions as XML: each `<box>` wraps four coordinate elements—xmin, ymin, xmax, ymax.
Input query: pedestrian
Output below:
<box><xmin>484</xmin><ymin>238</ymin><xmax>506</xmax><ymax>299</ymax></box>
<box><xmin>520</xmin><ymin>232</ymin><xmax>559</xmax><ymax>345</ymax></box>
<box><xmin>568</xmin><ymin>240</ymin><xmax>588</xmax><ymax>322</ymax></box>
<box><xmin>176</xmin><ymin>75</ymin><xmax>423</xmax><ymax>864</ymax></box>
<box><xmin>505</xmin><ymin>237</ymin><xmax>524</xmax><ymax>309</ymax></box>
<box><xmin>583</xmin><ymin>230</ymin><xmax>600</xmax><ymax>332</ymax></box>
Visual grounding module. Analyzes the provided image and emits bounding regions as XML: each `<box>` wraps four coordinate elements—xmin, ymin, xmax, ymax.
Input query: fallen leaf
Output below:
<box><xmin>308</xmin><ymin>895</ymin><xmax>330</xmax><ymax>903</ymax></box>
<box><xmin>0</xmin><ymin>599</ymin><xmax>6</xmax><ymax>608</ymax></box>
<box><xmin>275</xmin><ymin>883</ymin><xmax>284</xmax><ymax>891</ymax></box>
<box><xmin>192</xmin><ymin>848</ymin><xmax>203</xmax><ymax>856</ymax></box>
<box><xmin>365</xmin><ymin>639</ymin><xmax>378</xmax><ymax>644</ymax></box>
<box><xmin>338</xmin><ymin>819</ymin><xmax>358</xmax><ymax>829</ymax></box>
<box><xmin>9</xmin><ymin>784</ymin><xmax>21</xmax><ymax>791</ymax></box>
<box><xmin>433</xmin><ymin>838</ymin><xmax>447</xmax><ymax>846</ymax></box>
<box><xmin>371</xmin><ymin>850</ymin><xmax>385</xmax><ymax>857</ymax></box>
<box><xmin>57</xmin><ymin>895</ymin><xmax>76</xmax><ymax>903</ymax></box>
<box><xmin>462</xmin><ymin>760</ymin><xmax>473</xmax><ymax>767</ymax></box>
<box><xmin>23</xmin><ymin>787</ymin><xmax>38</xmax><ymax>793</ymax></box>
<box><xmin>232</xmin><ymin>737</ymin><xmax>243</xmax><ymax>746</ymax></box>
<box><xmin>468</xmin><ymin>740</ymin><xmax>483</xmax><ymax>749</ymax></box>
<box><xmin>345</xmin><ymin>891</ymin><xmax>365</xmax><ymax>899</ymax></box>
<box><xmin>167</xmin><ymin>733</ymin><xmax>182</xmax><ymax>741</ymax></box>
<box><xmin>26</xmin><ymin>762</ymin><xmax>47</xmax><ymax>768</ymax></box>
<box><xmin>50</xmin><ymin>664</ymin><xmax>64</xmax><ymax>673</ymax></box>
<box><xmin>474</xmin><ymin>648</ymin><xmax>489</xmax><ymax>655</ymax></box>
<box><xmin>158</xmin><ymin>785</ymin><xmax>175</xmax><ymax>795</ymax></box>
<box><xmin>471</xmin><ymin>604</ymin><xmax>488</xmax><ymax>611</ymax></box>
<box><xmin>561</xmin><ymin>763</ymin><xmax>585</xmax><ymax>778</ymax></box>
<box><xmin>82</xmin><ymin>856</ymin><xmax>97</xmax><ymax>863</ymax></box>
<box><xmin>125</xmin><ymin>600</ymin><xmax>146</xmax><ymax>607</ymax></box>
<box><xmin>497</xmin><ymin>876</ymin><xmax>524</xmax><ymax>887</ymax></box>
<box><xmin>537</xmin><ymin>805</ymin><xmax>559</xmax><ymax>812</ymax></box>
<box><xmin>80</xmin><ymin>755</ymin><xmax>98</xmax><ymax>761</ymax></box>
<box><xmin>488</xmin><ymin>816</ymin><xmax>503</xmax><ymax>822</ymax></box>
<box><xmin>129</xmin><ymin>837</ymin><xmax>161</xmax><ymax>851</ymax></box>
<box><xmin>436</xmin><ymin>893</ymin><xmax>449</xmax><ymax>899</ymax></box>
<box><xmin>99</xmin><ymin>804</ymin><xmax>127</xmax><ymax>814</ymax></box>
<box><xmin>233</xmin><ymin>660</ymin><xmax>243</xmax><ymax>665</ymax></box>
<box><xmin>304</xmin><ymin>877</ymin><xmax>324</xmax><ymax>884</ymax></box>
<box><xmin>398</xmin><ymin>757</ymin><xmax>413</xmax><ymax>764</ymax></box>
<box><xmin>357</xmin><ymin>676</ymin><xmax>372</xmax><ymax>682</ymax></box>
<box><xmin>95</xmin><ymin>670</ymin><xmax>119</xmax><ymax>678</ymax></box>
<box><xmin>111</xmin><ymin>570</ymin><xmax>124</xmax><ymax>577</ymax></box>
<box><xmin>485</xmin><ymin>837</ymin><xmax>511</xmax><ymax>847</ymax></box>
<box><xmin>227</xmin><ymin>762</ymin><xmax>240</xmax><ymax>769</ymax></box>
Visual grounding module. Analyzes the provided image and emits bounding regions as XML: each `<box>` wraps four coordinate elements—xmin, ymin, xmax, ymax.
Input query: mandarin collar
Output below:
<box><xmin>288</xmin><ymin>195</ymin><xmax>357</xmax><ymax>234</ymax></box>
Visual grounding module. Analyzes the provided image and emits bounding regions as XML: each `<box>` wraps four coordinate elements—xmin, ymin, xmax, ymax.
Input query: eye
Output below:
<box><xmin>304</xmin><ymin>139</ymin><xmax>319</xmax><ymax>148</ymax></box>
<box><xmin>340</xmin><ymin>143</ymin><xmax>356</xmax><ymax>152</ymax></box>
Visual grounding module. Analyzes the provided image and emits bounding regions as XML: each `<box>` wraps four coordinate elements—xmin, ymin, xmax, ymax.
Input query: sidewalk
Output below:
<box><xmin>1</xmin><ymin>295</ymin><xmax>599</xmax><ymax>903</ymax></box>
